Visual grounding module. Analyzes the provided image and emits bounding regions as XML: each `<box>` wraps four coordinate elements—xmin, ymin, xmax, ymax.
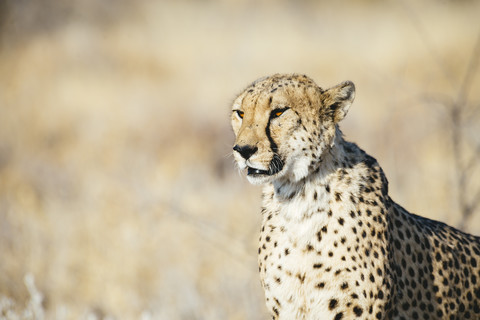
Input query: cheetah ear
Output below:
<box><xmin>322</xmin><ymin>81</ymin><xmax>355</xmax><ymax>123</ymax></box>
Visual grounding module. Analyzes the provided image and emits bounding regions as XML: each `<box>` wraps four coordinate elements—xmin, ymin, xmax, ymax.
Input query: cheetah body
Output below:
<box><xmin>231</xmin><ymin>74</ymin><xmax>480</xmax><ymax>320</ymax></box>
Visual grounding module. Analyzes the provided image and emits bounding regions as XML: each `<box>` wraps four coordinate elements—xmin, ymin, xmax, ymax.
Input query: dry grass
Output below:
<box><xmin>0</xmin><ymin>0</ymin><xmax>479</xmax><ymax>318</ymax></box>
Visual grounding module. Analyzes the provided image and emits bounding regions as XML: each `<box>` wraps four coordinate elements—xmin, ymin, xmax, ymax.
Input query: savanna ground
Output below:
<box><xmin>0</xmin><ymin>0</ymin><xmax>479</xmax><ymax>319</ymax></box>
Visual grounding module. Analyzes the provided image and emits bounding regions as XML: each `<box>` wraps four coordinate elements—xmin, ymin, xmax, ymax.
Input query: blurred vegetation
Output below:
<box><xmin>0</xmin><ymin>0</ymin><xmax>479</xmax><ymax>319</ymax></box>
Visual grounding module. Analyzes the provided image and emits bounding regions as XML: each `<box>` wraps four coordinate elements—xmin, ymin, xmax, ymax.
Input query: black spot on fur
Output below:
<box><xmin>329</xmin><ymin>299</ymin><xmax>338</xmax><ymax>310</ymax></box>
<box><xmin>353</xmin><ymin>306</ymin><xmax>363</xmax><ymax>316</ymax></box>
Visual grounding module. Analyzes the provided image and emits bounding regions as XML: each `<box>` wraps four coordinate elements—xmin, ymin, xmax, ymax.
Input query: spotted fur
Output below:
<box><xmin>230</xmin><ymin>74</ymin><xmax>480</xmax><ymax>320</ymax></box>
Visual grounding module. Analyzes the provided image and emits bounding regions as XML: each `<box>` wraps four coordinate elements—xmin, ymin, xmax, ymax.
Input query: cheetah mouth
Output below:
<box><xmin>247</xmin><ymin>167</ymin><xmax>270</xmax><ymax>176</ymax></box>
<box><xmin>247</xmin><ymin>155</ymin><xmax>284</xmax><ymax>177</ymax></box>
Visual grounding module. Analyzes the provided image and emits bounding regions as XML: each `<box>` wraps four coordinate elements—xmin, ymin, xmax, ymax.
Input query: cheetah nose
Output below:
<box><xmin>233</xmin><ymin>144</ymin><xmax>258</xmax><ymax>160</ymax></box>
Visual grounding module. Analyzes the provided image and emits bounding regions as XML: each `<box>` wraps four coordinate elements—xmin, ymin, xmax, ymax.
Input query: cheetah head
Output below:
<box><xmin>231</xmin><ymin>74</ymin><xmax>355</xmax><ymax>185</ymax></box>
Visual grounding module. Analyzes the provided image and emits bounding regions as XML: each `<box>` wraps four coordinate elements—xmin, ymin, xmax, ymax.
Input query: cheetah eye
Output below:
<box><xmin>271</xmin><ymin>107</ymin><xmax>289</xmax><ymax>119</ymax></box>
<box><xmin>235</xmin><ymin>110</ymin><xmax>244</xmax><ymax>119</ymax></box>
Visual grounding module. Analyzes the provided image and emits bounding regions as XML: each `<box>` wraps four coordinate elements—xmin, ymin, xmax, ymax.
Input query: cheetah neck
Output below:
<box><xmin>272</xmin><ymin>131</ymin><xmax>356</xmax><ymax>201</ymax></box>
<box><xmin>263</xmin><ymin>131</ymin><xmax>389</xmax><ymax>240</ymax></box>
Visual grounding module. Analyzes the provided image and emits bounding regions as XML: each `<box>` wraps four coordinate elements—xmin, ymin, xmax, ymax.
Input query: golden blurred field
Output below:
<box><xmin>1</xmin><ymin>0</ymin><xmax>480</xmax><ymax>319</ymax></box>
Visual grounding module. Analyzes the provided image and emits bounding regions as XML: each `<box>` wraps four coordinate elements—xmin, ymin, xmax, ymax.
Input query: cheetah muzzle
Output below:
<box><xmin>231</xmin><ymin>74</ymin><xmax>480</xmax><ymax>320</ymax></box>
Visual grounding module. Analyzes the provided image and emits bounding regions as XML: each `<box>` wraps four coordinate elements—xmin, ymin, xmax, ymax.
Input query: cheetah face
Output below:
<box><xmin>231</xmin><ymin>74</ymin><xmax>355</xmax><ymax>185</ymax></box>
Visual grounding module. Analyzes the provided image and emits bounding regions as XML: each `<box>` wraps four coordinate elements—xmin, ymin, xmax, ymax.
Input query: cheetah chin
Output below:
<box><xmin>245</xmin><ymin>165</ymin><xmax>283</xmax><ymax>185</ymax></box>
<box><xmin>231</xmin><ymin>73</ymin><xmax>480</xmax><ymax>320</ymax></box>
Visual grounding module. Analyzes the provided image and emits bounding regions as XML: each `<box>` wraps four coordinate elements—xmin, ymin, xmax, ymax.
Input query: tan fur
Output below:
<box><xmin>231</xmin><ymin>74</ymin><xmax>480</xmax><ymax>320</ymax></box>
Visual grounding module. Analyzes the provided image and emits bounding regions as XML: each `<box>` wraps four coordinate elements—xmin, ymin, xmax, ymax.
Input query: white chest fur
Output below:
<box><xmin>258</xmin><ymin>177</ymin><xmax>386</xmax><ymax>319</ymax></box>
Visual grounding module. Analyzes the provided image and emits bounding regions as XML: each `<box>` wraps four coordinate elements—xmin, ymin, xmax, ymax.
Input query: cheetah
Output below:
<box><xmin>230</xmin><ymin>74</ymin><xmax>480</xmax><ymax>320</ymax></box>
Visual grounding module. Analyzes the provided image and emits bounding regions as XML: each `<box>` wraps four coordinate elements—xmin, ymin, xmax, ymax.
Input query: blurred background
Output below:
<box><xmin>0</xmin><ymin>0</ymin><xmax>479</xmax><ymax>319</ymax></box>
